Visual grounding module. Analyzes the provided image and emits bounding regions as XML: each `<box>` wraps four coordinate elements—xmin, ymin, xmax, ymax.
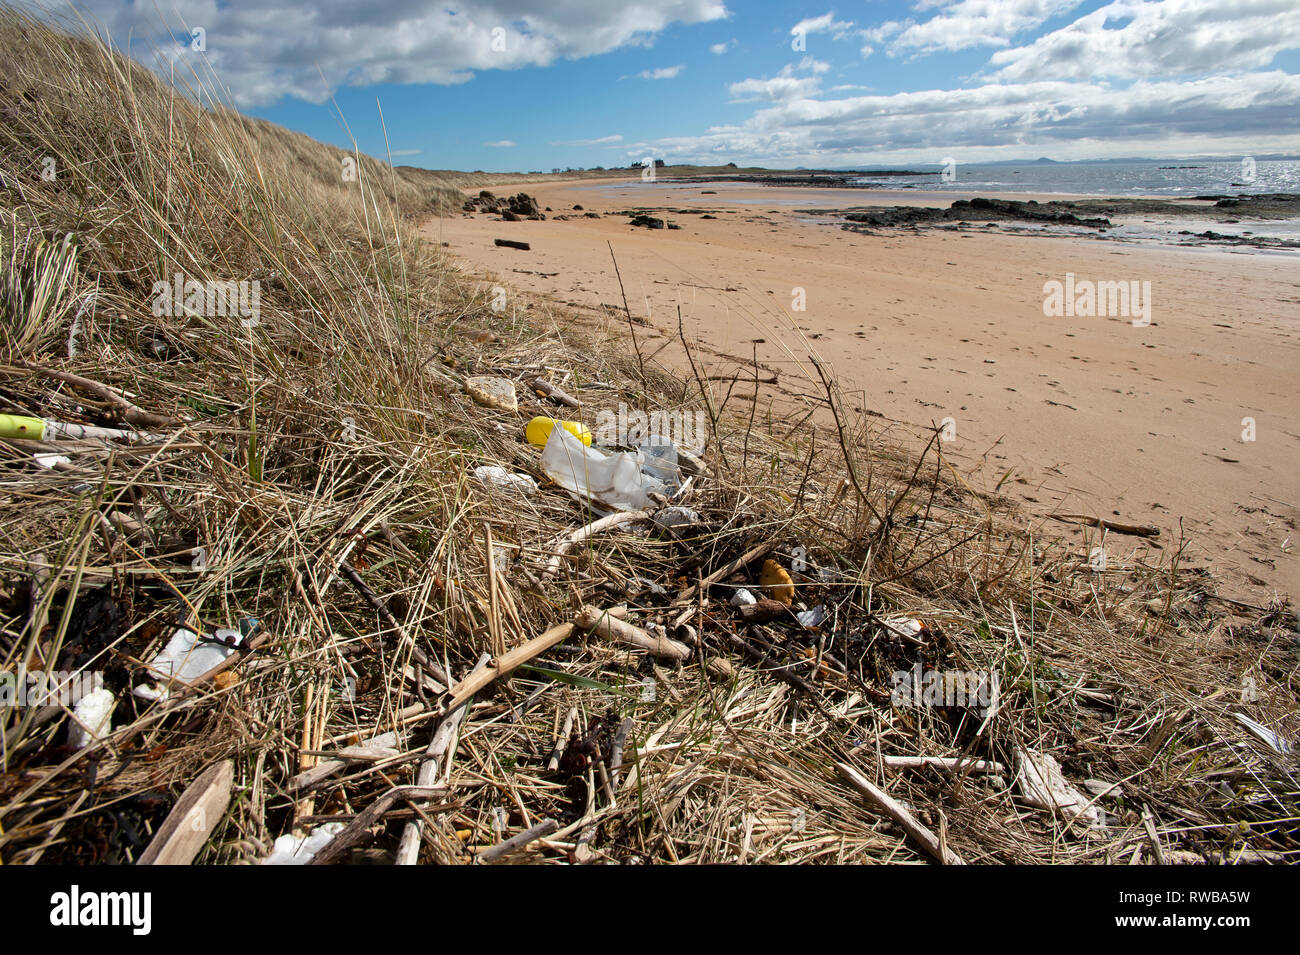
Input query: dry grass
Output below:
<box><xmin>0</xmin><ymin>9</ymin><xmax>1295</xmax><ymax>866</ymax></box>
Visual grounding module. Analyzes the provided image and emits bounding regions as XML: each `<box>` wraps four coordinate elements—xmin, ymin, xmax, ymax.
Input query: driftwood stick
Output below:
<box><xmin>608</xmin><ymin>717</ymin><xmax>633</xmax><ymax>788</ymax></box>
<box><xmin>396</xmin><ymin>653</ymin><xmax>490</xmax><ymax>865</ymax></box>
<box><xmin>437</xmin><ymin>623</ymin><xmax>574</xmax><ymax>716</ymax></box>
<box><xmin>548</xmin><ymin>706</ymin><xmax>577</xmax><ymax>771</ymax></box>
<box><xmin>530</xmin><ymin>378</ymin><xmax>580</xmax><ymax>408</ymax></box>
<box><xmin>17</xmin><ymin>360</ymin><xmax>179</xmax><ymax>428</ymax></box>
<box><xmin>838</xmin><ymin>762</ymin><xmax>964</xmax><ymax>865</ymax></box>
<box><xmin>542</xmin><ymin>510</ymin><xmax>648</xmax><ymax>578</ymax></box>
<box><xmin>883</xmin><ymin>756</ymin><xmax>1006</xmax><ymax>775</ymax></box>
<box><xmin>137</xmin><ymin>760</ymin><xmax>234</xmax><ymax>865</ymax></box>
<box><xmin>475</xmin><ymin>818</ymin><xmax>558</xmax><ymax>864</ymax></box>
<box><xmin>305</xmin><ymin>785</ymin><xmax>446</xmax><ymax>866</ymax></box>
<box><xmin>1048</xmin><ymin>513</ymin><xmax>1160</xmax><ymax>538</ymax></box>
<box><xmin>339</xmin><ymin>559</ymin><xmax>449</xmax><ymax>687</ymax></box>
<box><xmin>288</xmin><ymin>730</ymin><xmax>403</xmax><ymax>792</ymax></box>
<box><xmin>575</xmin><ymin>606</ymin><xmax>691</xmax><ymax>661</ymax></box>
<box><xmin>671</xmin><ymin>540</ymin><xmax>776</xmax><ymax>607</ymax></box>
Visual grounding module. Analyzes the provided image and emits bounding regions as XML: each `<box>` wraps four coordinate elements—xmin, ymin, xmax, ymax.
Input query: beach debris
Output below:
<box><xmin>475</xmin><ymin>818</ymin><xmax>559</xmax><ymax>864</ymax></box>
<box><xmin>540</xmin><ymin>423</ymin><xmax>652</xmax><ymax>511</ymax></box>
<box><xmin>530</xmin><ymin>378</ymin><xmax>580</xmax><ymax>408</ymax></box>
<box><xmin>134</xmin><ymin>626</ymin><xmax>245</xmax><ymax>701</ymax></box>
<box><xmin>288</xmin><ymin>730</ymin><xmax>404</xmax><ymax>792</ymax></box>
<box><xmin>738</xmin><ymin>598</ymin><xmax>790</xmax><ymax>624</ymax></box>
<box><xmin>1015</xmin><ymin>746</ymin><xmax>1100</xmax><ymax>827</ymax></box>
<box><xmin>638</xmin><ymin>440</ymin><xmax>682</xmax><ymax>495</ymax></box>
<box><xmin>759</xmin><ymin>559</ymin><xmax>795</xmax><ymax>605</ymax></box>
<box><xmin>796</xmin><ymin>604</ymin><xmax>828</xmax><ymax>628</ymax></box>
<box><xmin>629</xmin><ymin>214</ymin><xmax>665</xmax><ymax>229</ymax></box>
<box><xmin>472</xmin><ymin>465</ymin><xmax>537</xmax><ymax>495</ymax></box>
<box><xmin>525</xmin><ymin>415</ymin><xmax>591</xmax><ymax>448</ymax></box>
<box><xmin>883</xmin><ymin>755</ymin><xmax>1006</xmax><ymax>775</ymax></box>
<box><xmin>494</xmin><ymin>238</ymin><xmax>531</xmax><ymax>251</ymax></box>
<box><xmin>729</xmin><ymin>588</ymin><xmax>757</xmax><ymax>607</ymax></box>
<box><xmin>264</xmin><ymin>821</ymin><xmax>346</xmax><ymax>865</ymax></box>
<box><xmin>706</xmin><ymin>657</ymin><xmax>735</xmax><ymax>679</ymax></box>
<box><xmin>653</xmin><ymin>505</ymin><xmax>700</xmax><ymax>536</ymax></box>
<box><xmin>69</xmin><ymin>686</ymin><xmax>116</xmax><ymax>748</ymax></box>
<box><xmin>672</xmin><ymin>540</ymin><xmax>777</xmax><ymax>610</ymax></box>
<box><xmin>439</xmin><ymin>623</ymin><xmax>575</xmax><ymax>716</ymax></box>
<box><xmin>838</xmin><ymin>762</ymin><xmax>965</xmax><ymax>865</ymax></box>
<box><xmin>575</xmin><ymin>605</ymin><xmax>692</xmax><ymax>661</ymax></box>
<box><xmin>542</xmin><ymin>509</ymin><xmax>648</xmax><ymax>578</ymax></box>
<box><xmin>465</xmin><ymin>375</ymin><xmax>518</xmax><ymax>412</ymax></box>
<box><xmin>138</xmin><ymin>760</ymin><xmax>234</xmax><ymax>865</ymax></box>
<box><xmin>1048</xmin><ymin>513</ymin><xmax>1160</xmax><ymax>538</ymax></box>
<box><xmin>0</xmin><ymin>412</ymin><xmax>150</xmax><ymax>443</ymax></box>
<box><xmin>1234</xmin><ymin>713</ymin><xmax>1292</xmax><ymax>755</ymax></box>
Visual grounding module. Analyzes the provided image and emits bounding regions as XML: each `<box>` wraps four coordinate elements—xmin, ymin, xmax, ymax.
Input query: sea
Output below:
<box><xmin>846</xmin><ymin>158</ymin><xmax>1300</xmax><ymax>197</ymax></box>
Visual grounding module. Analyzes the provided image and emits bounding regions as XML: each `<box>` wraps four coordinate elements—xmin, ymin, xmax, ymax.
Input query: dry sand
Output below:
<box><xmin>422</xmin><ymin>178</ymin><xmax>1299</xmax><ymax>599</ymax></box>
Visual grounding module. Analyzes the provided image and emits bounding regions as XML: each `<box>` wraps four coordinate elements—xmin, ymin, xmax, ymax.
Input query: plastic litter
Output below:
<box><xmin>653</xmin><ymin>505</ymin><xmax>700</xmax><ymax>535</ymax></box>
<box><xmin>69</xmin><ymin>686</ymin><xmax>116</xmax><ymax>748</ymax></box>
<box><xmin>472</xmin><ymin>465</ymin><xmax>537</xmax><ymax>495</ymax></box>
<box><xmin>796</xmin><ymin>605</ymin><xmax>828</xmax><ymax>628</ymax></box>
<box><xmin>263</xmin><ymin>822</ymin><xmax>346</xmax><ymax>865</ymax></box>
<box><xmin>0</xmin><ymin>413</ymin><xmax>149</xmax><ymax>442</ymax></box>
<box><xmin>540</xmin><ymin>421</ymin><xmax>652</xmax><ymax>512</ymax></box>
<box><xmin>730</xmin><ymin>588</ymin><xmax>757</xmax><ymax>607</ymax></box>
<box><xmin>638</xmin><ymin>439</ymin><xmax>682</xmax><ymax>496</ymax></box>
<box><xmin>133</xmin><ymin>626</ymin><xmax>245</xmax><ymax>701</ymax></box>
<box><xmin>525</xmin><ymin>415</ymin><xmax>592</xmax><ymax>448</ymax></box>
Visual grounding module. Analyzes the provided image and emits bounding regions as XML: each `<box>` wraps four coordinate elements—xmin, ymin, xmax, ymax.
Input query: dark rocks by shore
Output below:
<box><xmin>463</xmin><ymin>190</ymin><xmax>546</xmax><ymax>220</ymax></box>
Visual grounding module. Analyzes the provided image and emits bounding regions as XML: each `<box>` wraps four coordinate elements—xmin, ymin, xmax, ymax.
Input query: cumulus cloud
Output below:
<box><xmin>988</xmin><ymin>0</ymin><xmax>1300</xmax><ymax>81</ymax></box>
<box><xmin>23</xmin><ymin>0</ymin><xmax>727</xmax><ymax>106</ymax></box>
<box><xmin>729</xmin><ymin>60</ymin><xmax>827</xmax><ymax>102</ymax></box>
<box><xmin>710</xmin><ymin>39</ymin><xmax>734</xmax><ymax>54</ymax></box>
<box><xmin>885</xmin><ymin>0</ymin><xmax>1085</xmax><ymax>56</ymax></box>
<box><xmin>791</xmin><ymin>13</ymin><xmax>855</xmax><ymax>38</ymax></box>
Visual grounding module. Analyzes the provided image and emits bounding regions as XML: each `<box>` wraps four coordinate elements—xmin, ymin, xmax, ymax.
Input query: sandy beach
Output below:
<box><xmin>423</xmin><ymin>178</ymin><xmax>1298</xmax><ymax>598</ymax></box>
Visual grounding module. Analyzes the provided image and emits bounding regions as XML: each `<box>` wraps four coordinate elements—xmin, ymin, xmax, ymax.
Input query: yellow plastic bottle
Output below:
<box><xmin>525</xmin><ymin>416</ymin><xmax>592</xmax><ymax>448</ymax></box>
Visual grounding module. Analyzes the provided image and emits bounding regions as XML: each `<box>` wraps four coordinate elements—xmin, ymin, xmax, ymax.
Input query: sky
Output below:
<box><xmin>27</xmin><ymin>1</ymin><xmax>1300</xmax><ymax>170</ymax></box>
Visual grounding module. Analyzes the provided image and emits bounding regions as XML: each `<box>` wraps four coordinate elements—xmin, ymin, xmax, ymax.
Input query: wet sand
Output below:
<box><xmin>422</xmin><ymin>178</ymin><xmax>1299</xmax><ymax>598</ymax></box>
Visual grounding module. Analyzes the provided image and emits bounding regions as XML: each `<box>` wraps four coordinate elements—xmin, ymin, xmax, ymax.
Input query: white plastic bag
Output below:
<box><xmin>541</xmin><ymin>424</ymin><xmax>652</xmax><ymax>512</ymax></box>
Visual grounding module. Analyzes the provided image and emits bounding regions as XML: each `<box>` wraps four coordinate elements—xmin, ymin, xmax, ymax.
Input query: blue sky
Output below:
<box><xmin>31</xmin><ymin>1</ymin><xmax>1300</xmax><ymax>169</ymax></box>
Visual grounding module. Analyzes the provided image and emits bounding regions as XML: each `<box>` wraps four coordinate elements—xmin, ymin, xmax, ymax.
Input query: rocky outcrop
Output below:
<box><xmin>463</xmin><ymin>191</ymin><xmax>545</xmax><ymax>220</ymax></box>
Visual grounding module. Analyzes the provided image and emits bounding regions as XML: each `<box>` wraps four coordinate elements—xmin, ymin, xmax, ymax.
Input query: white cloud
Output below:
<box><xmin>388</xmin><ymin>148</ymin><xmax>423</xmax><ymax>156</ymax></box>
<box><xmin>791</xmin><ymin>13</ymin><xmax>855</xmax><ymax>38</ymax></box>
<box><xmin>798</xmin><ymin>56</ymin><xmax>831</xmax><ymax>74</ymax></box>
<box><xmin>710</xmin><ymin>39</ymin><xmax>734</xmax><ymax>54</ymax></box>
<box><xmin>884</xmin><ymin>0</ymin><xmax>1085</xmax><ymax>56</ymax></box>
<box><xmin>989</xmin><ymin>0</ymin><xmax>1300</xmax><ymax>81</ymax></box>
<box><xmin>729</xmin><ymin>63</ymin><xmax>823</xmax><ymax>102</ymax></box>
<box><xmin>27</xmin><ymin>0</ymin><xmax>727</xmax><ymax>106</ymax></box>
<box><xmin>638</xmin><ymin>70</ymin><xmax>1300</xmax><ymax>165</ymax></box>
<box><xmin>484</xmin><ymin>140</ymin><xmax>516</xmax><ymax>148</ymax></box>
<box><xmin>632</xmin><ymin>64</ymin><xmax>685</xmax><ymax>80</ymax></box>
<box><xmin>550</xmin><ymin>134</ymin><xmax>624</xmax><ymax>146</ymax></box>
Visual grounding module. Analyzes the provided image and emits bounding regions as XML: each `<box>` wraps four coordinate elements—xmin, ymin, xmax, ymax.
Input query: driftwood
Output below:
<box><xmin>1049</xmin><ymin>513</ymin><xmax>1160</xmax><ymax>538</ymax></box>
<box><xmin>396</xmin><ymin>653</ymin><xmax>490</xmax><ymax>865</ymax></box>
<box><xmin>883</xmin><ymin>756</ymin><xmax>1006</xmax><ymax>775</ymax></box>
<box><xmin>18</xmin><ymin>360</ymin><xmax>179</xmax><ymax>428</ymax></box>
<box><xmin>306</xmin><ymin>785</ymin><xmax>448</xmax><ymax>866</ymax></box>
<box><xmin>542</xmin><ymin>510</ymin><xmax>648</xmax><ymax>578</ymax></box>
<box><xmin>288</xmin><ymin>730</ymin><xmax>403</xmax><ymax>792</ymax></box>
<box><xmin>475</xmin><ymin>818</ymin><xmax>558</xmax><ymax>864</ymax></box>
<box><xmin>437</xmin><ymin>623</ymin><xmax>575</xmax><ymax>716</ymax></box>
<box><xmin>837</xmin><ymin>762</ymin><xmax>964</xmax><ymax>865</ymax></box>
<box><xmin>137</xmin><ymin>760</ymin><xmax>233</xmax><ymax>864</ymax></box>
<box><xmin>339</xmin><ymin>560</ymin><xmax>449</xmax><ymax>687</ymax></box>
<box><xmin>530</xmin><ymin>377</ymin><xmax>580</xmax><ymax>408</ymax></box>
<box><xmin>575</xmin><ymin>606</ymin><xmax>691</xmax><ymax>661</ymax></box>
<box><xmin>494</xmin><ymin>238</ymin><xmax>530</xmax><ymax>250</ymax></box>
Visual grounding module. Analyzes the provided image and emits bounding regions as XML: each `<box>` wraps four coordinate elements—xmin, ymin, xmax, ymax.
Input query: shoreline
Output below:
<box><xmin>423</xmin><ymin>179</ymin><xmax>1299</xmax><ymax>598</ymax></box>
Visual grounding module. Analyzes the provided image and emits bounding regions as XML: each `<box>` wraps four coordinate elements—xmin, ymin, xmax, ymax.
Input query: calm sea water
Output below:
<box><xmin>848</xmin><ymin>159</ymin><xmax>1300</xmax><ymax>197</ymax></box>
